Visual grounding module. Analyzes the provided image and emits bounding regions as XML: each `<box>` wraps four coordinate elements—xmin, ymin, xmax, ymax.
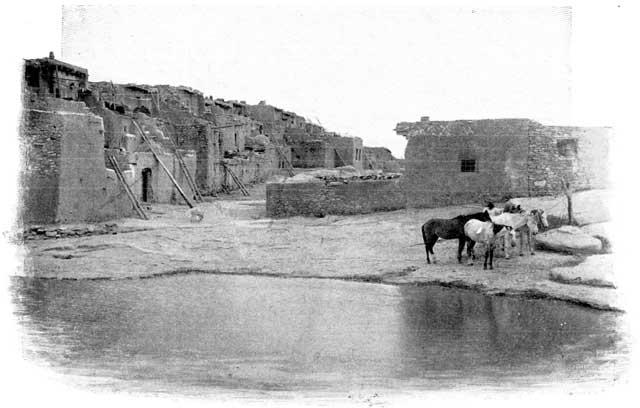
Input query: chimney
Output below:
<box><xmin>48</xmin><ymin>51</ymin><xmax>55</xmax><ymax>59</ymax></box>
<box><xmin>420</xmin><ymin>116</ymin><xmax>430</xmax><ymax>122</ymax></box>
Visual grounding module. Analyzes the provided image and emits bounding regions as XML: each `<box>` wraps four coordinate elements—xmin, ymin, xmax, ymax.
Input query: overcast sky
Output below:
<box><xmin>11</xmin><ymin>3</ymin><xmax>627</xmax><ymax>159</ymax></box>
<box><xmin>33</xmin><ymin>4</ymin><xmax>577</xmax><ymax>158</ymax></box>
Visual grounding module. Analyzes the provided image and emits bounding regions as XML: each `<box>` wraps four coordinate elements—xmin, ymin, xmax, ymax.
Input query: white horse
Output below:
<box><xmin>516</xmin><ymin>209</ymin><xmax>548</xmax><ymax>255</ymax></box>
<box><xmin>464</xmin><ymin>220</ymin><xmax>516</xmax><ymax>270</ymax></box>
<box><xmin>491</xmin><ymin>209</ymin><xmax>548</xmax><ymax>256</ymax></box>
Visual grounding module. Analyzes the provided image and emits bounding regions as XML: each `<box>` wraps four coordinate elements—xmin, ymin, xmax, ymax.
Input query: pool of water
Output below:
<box><xmin>10</xmin><ymin>274</ymin><xmax>629</xmax><ymax>395</ymax></box>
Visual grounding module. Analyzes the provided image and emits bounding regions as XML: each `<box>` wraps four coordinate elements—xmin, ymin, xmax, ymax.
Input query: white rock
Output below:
<box><xmin>283</xmin><ymin>173</ymin><xmax>323</xmax><ymax>184</ymax></box>
<box><xmin>536</xmin><ymin>227</ymin><xmax>602</xmax><ymax>254</ymax></box>
<box><xmin>550</xmin><ymin>254</ymin><xmax>615</xmax><ymax>287</ymax></box>
<box><xmin>581</xmin><ymin>222</ymin><xmax>612</xmax><ymax>243</ymax></box>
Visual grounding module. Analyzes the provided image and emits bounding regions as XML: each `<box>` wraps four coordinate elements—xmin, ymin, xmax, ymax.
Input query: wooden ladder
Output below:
<box><xmin>334</xmin><ymin>148</ymin><xmax>347</xmax><ymax>167</ymax></box>
<box><xmin>131</xmin><ymin>119</ymin><xmax>195</xmax><ymax>208</ymax></box>
<box><xmin>275</xmin><ymin>146</ymin><xmax>295</xmax><ymax>177</ymax></box>
<box><xmin>364</xmin><ymin>153</ymin><xmax>375</xmax><ymax>170</ymax></box>
<box><xmin>108</xmin><ymin>156</ymin><xmax>148</xmax><ymax>220</ymax></box>
<box><xmin>173</xmin><ymin>148</ymin><xmax>204</xmax><ymax>202</ymax></box>
<box><xmin>162</xmin><ymin>130</ymin><xmax>204</xmax><ymax>203</ymax></box>
<box><xmin>221</xmin><ymin>162</ymin><xmax>250</xmax><ymax>196</ymax></box>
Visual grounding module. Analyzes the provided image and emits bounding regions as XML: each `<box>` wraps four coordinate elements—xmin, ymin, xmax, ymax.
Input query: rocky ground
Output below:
<box><xmin>14</xmin><ymin>185</ymin><xmax>622</xmax><ymax>311</ymax></box>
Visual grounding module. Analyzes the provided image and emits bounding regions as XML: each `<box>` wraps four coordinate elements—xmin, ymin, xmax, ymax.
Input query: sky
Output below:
<box><xmin>18</xmin><ymin>4</ymin><xmax>581</xmax><ymax>159</ymax></box>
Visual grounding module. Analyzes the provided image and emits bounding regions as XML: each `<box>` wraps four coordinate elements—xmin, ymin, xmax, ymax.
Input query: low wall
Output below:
<box><xmin>266</xmin><ymin>179</ymin><xmax>406</xmax><ymax>217</ymax></box>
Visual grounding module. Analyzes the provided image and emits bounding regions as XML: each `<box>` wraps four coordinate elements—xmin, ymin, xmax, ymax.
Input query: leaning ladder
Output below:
<box><xmin>163</xmin><ymin>131</ymin><xmax>204</xmax><ymax>203</ymax></box>
<box><xmin>221</xmin><ymin>162</ymin><xmax>250</xmax><ymax>196</ymax></box>
<box><xmin>131</xmin><ymin>119</ymin><xmax>195</xmax><ymax>208</ymax></box>
<box><xmin>334</xmin><ymin>148</ymin><xmax>347</xmax><ymax>167</ymax></box>
<box><xmin>108</xmin><ymin>156</ymin><xmax>148</xmax><ymax>220</ymax></box>
<box><xmin>364</xmin><ymin>153</ymin><xmax>375</xmax><ymax>170</ymax></box>
<box><xmin>173</xmin><ymin>148</ymin><xmax>204</xmax><ymax>202</ymax></box>
<box><xmin>275</xmin><ymin>146</ymin><xmax>295</xmax><ymax>177</ymax></box>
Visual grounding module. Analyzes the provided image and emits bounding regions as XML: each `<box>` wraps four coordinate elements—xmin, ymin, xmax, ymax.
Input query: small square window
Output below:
<box><xmin>461</xmin><ymin>159</ymin><xmax>476</xmax><ymax>172</ymax></box>
<box><xmin>557</xmin><ymin>139</ymin><xmax>577</xmax><ymax>157</ymax></box>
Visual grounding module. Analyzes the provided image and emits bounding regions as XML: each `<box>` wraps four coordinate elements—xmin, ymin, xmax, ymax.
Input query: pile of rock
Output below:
<box><xmin>318</xmin><ymin>173</ymin><xmax>401</xmax><ymax>184</ymax></box>
<box><xmin>279</xmin><ymin>166</ymin><xmax>402</xmax><ymax>185</ymax></box>
<box><xmin>19</xmin><ymin>223</ymin><xmax>120</xmax><ymax>241</ymax></box>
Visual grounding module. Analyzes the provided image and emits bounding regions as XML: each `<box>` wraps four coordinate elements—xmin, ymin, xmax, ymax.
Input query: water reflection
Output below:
<box><xmin>11</xmin><ymin>275</ymin><xmax>627</xmax><ymax>393</ymax></box>
<box><xmin>396</xmin><ymin>285</ymin><xmax>625</xmax><ymax>384</ymax></box>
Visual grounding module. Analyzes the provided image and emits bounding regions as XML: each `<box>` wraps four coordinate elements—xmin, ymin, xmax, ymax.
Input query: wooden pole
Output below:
<box><xmin>131</xmin><ymin>119</ymin><xmax>194</xmax><ymax>208</ymax></box>
<box><xmin>109</xmin><ymin>156</ymin><xmax>148</xmax><ymax>220</ymax></box>
<box><xmin>562</xmin><ymin>179</ymin><xmax>574</xmax><ymax>225</ymax></box>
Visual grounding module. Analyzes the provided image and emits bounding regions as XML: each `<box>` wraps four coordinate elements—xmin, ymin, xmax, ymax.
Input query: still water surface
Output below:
<box><xmin>10</xmin><ymin>274</ymin><xmax>628</xmax><ymax>395</ymax></box>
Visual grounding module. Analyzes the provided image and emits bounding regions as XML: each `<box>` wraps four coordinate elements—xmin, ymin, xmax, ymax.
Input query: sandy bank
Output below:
<box><xmin>15</xmin><ymin>189</ymin><xmax>621</xmax><ymax>312</ymax></box>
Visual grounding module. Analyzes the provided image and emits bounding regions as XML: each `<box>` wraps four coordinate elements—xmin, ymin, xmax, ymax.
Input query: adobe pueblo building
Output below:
<box><xmin>19</xmin><ymin>53</ymin><xmax>395</xmax><ymax>226</ymax></box>
<box><xmin>395</xmin><ymin>116</ymin><xmax>610</xmax><ymax>208</ymax></box>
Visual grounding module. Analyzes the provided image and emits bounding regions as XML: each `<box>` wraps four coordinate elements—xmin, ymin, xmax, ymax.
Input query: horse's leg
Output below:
<box><xmin>483</xmin><ymin>246</ymin><xmax>489</xmax><ymax>270</ymax></box>
<box><xmin>529</xmin><ymin>230</ymin><xmax>535</xmax><ymax>255</ymax></box>
<box><xmin>457</xmin><ymin>238</ymin><xmax>465</xmax><ymax>263</ymax></box>
<box><xmin>430</xmin><ymin>236</ymin><xmax>438</xmax><ymax>264</ymax></box>
<box><xmin>421</xmin><ymin>225</ymin><xmax>430</xmax><ymax>264</ymax></box>
<box><xmin>466</xmin><ymin>239</ymin><xmax>475</xmax><ymax>265</ymax></box>
<box><xmin>518</xmin><ymin>229</ymin><xmax>524</xmax><ymax>256</ymax></box>
<box><xmin>489</xmin><ymin>245</ymin><xmax>494</xmax><ymax>270</ymax></box>
<box><xmin>502</xmin><ymin>235</ymin><xmax>510</xmax><ymax>259</ymax></box>
<box><xmin>426</xmin><ymin>234</ymin><xmax>438</xmax><ymax>264</ymax></box>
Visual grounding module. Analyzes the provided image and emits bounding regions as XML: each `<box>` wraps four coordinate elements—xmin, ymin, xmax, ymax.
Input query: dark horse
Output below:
<box><xmin>421</xmin><ymin>210</ymin><xmax>492</xmax><ymax>264</ymax></box>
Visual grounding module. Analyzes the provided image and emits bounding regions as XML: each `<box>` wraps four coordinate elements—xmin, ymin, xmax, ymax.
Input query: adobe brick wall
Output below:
<box><xmin>266</xmin><ymin>179</ymin><xmax>406</xmax><ymax>218</ymax></box>
<box><xmin>527</xmin><ymin>125</ymin><xmax>610</xmax><ymax>195</ymax></box>
<box><xmin>291</xmin><ymin>141</ymin><xmax>334</xmax><ymax>168</ymax></box>
<box><xmin>216</xmin><ymin>147</ymin><xmax>280</xmax><ymax>193</ymax></box>
<box><xmin>132</xmin><ymin>151</ymin><xmax>197</xmax><ymax>204</ymax></box>
<box><xmin>399</xmin><ymin>119</ymin><xmax>610</xmax><ymax>208</ymax></box>
<box><xmin>19</xmin><ymin>108</ymin><xmax>62</xmax><ymax>223</ymax></box>
<box><xmin>403</xmin><ymin>124</ymin><xmax>530</xmax><ymax>208</ymax></box>
<box><xmin>20</xmin><ymin>99</ymin><xmax>134</xmax><ymax>224</ymax></box>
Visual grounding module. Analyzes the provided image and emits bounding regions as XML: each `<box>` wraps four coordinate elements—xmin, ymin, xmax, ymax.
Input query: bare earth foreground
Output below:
<box><xmin>17</xmin><ymin>185</ymin><xmax>621</xmax><ymax>312</ymax></box>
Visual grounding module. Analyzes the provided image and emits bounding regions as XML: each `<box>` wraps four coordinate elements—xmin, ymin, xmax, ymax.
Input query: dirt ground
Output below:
<box><xmin>16</xmin><ymin>183</ymin><xmax>621</xmax><ymax>312</ymax></box>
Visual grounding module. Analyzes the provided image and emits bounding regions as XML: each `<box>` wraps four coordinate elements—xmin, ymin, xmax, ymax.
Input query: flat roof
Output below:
<box><xmin>25</xmin><ymin>57</ymin><xmax>88</xmax><ymax>76</ymax></box>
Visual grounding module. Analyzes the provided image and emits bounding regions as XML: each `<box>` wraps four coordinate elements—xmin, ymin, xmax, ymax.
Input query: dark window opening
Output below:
<box><xmin>461</xmin><ymin>159</ymin><xmax>476</xmax><ymax>172</ymax></box>
<box><xmin>25</xmin><ymin>65</ymin><xmax>40</xmax><ymax>87</ymax></box>
<box><xmin>557</xmin><ymin>139</ymin><xmax>578</xmax><ymax>157</ymax></box>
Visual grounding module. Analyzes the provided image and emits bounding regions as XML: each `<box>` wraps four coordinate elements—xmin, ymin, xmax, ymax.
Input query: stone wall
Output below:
<box><xmin>399</xmin><ymin>118</ymin><xmax>610</xmax><ymax>208</ymax></box>
<box><xmin>131</xmin><ymin>151</ymin><xmax>198</xmax><ymax>204</ymax></box>
<box><xmin>19</xmin><ymin>98</ymin><xmax>133</xmax><ymax>224</ymax></box>
<box><xmin>266</xmin><ymin>179</ymin><xmax>406</xmax><ymax>217</ymax></box>
<box><xmin>364</xmin><ymin>146</ymin><xmax>399</xmax><ymax>171</ymax></box>
<box><xmin>290</xmin><ymin>140</ymin><xmax>334</xmax><ymax>168</ymax></box>
<box><xmin>217</xmin><ymin>147</ymin><xmax>280</xmax><ymax>193</ymax></box>
<box><xmin>402</xmin><ymin>120</ymin><xmax>531</xmax><ymax>208</ymax></box>
<box><xmin>527</xmin><ymin>125</ymin><xmax>610</xmax><ymax>195</ymax></box>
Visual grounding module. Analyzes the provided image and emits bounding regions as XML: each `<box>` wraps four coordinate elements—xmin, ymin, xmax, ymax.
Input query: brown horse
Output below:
<box><xmin>421</xmin><ymin>210</ymin><xmax>492</xmax><ymax>264</ymax></box>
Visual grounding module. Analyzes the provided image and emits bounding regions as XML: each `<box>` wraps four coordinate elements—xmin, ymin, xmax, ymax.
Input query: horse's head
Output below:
<box><xmin>494</xmin><ymin>224</ymin><xmax>517</xmax><ymax>246</ymax></box>
<box><xmin>532</xmin><ymin>209</ymin><xmax>549</xmax><ymax>230</ymax></box>
<box><xmin>526</xmin><ymin>213</ymin><xmax>539</xmax><ymax>235</ymax></box>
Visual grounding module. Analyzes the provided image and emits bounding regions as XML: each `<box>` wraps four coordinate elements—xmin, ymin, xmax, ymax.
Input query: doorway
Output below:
<box><xmin>142</xmin><ymin>168</ymin><xmax>153</xmax><ymax>202</ymax></box>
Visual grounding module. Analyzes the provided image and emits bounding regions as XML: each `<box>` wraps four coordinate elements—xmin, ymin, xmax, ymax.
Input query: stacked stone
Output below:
<box><xmin>19</xmin><ymin>223</ymin><xmax>120</xmax><ymax>240</ymax></box>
